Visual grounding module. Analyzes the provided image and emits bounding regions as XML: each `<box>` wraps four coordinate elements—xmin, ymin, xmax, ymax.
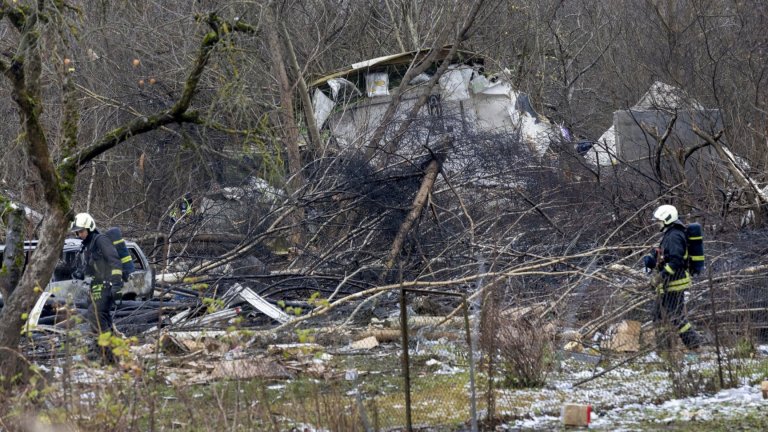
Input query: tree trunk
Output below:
<box><xmin>281</xmin><ymin>21</ymin><xmax>322</xmax><ymax>156</ymax></box>
<box><xmin>0</xmin><ymin>205</ymin><xmax>68</xmax><ymax>386</ymax></box>
<box><xmin>265</xmin><ymin>5</ymin><xmax>305</xmax><ymax>194</ymax></box>
<box><xmin>0</xmin><ymin>9</ymin><xmax>255</xmax><ymax>387</ymax></box>
<box><xmin>266</xmin><ymin>4</ymin><xmax>306</xmax><ymax>245</ymax></box>
<box><xmin>0</xmin><ymin>206</ymin><xmax>25</xmax><ymax>300</ymax></box>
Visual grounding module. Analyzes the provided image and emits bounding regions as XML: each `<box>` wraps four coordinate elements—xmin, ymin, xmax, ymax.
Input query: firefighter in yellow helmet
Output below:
<box><xmin>643</xmin><ymin>204</ymin><xmax>702</xmax><ymax>350</ymax></box>
<box><xmin>170</xmin><ymin>193</ymin><xmax>194</xmax><ymax>223</ymax></box>
<box><xmin>70</xmin><ymin>212</ymin><xmax>123</xmax><ymax>363</ymax></box>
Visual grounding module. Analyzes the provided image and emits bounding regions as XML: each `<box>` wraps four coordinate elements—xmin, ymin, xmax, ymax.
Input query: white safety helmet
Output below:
<box><xmin>70</xmin><ymin>212</ymin><xmax>96</xmax><ymax>232</ymax></box>
<box><xmin>652</xmin><ymin>204</ymin><xmax>678</xmax><ymax>226</ymax></box>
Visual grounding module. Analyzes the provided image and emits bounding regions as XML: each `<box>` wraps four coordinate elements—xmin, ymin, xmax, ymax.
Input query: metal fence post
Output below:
<box><xmin>462</xmin><ymin>295</ymin><xmax>479</xmax><ymax>432</ymax></box>
<box><xmin>400</xmin><ymin>288</ymin><xmax>413</xmax><ymax>432</ymax></box>
<box><xmin>399</xmin><ymin>288</ymin><xmax>478</xmax><ymax>431</ymax></box>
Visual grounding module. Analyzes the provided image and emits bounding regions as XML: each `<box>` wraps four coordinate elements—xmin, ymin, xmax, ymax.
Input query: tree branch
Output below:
<box><xmin>372</xmin><ymin>0</ymin><xmax>485</xmax><ymax>163</ymax></box>
<box><xmin>653</xmin><ymin>110</ymin><xmax>677</xmax><ymax>181</ymax></box>
<box><xmin>692</xmin><ymin>126</ymin><xmax>768</xmax><ymax>207</ymax></box>
<box><xmin>58</xmin><ymin>13</ymin><xmax>254</xmax><ymax>175</ymax></box>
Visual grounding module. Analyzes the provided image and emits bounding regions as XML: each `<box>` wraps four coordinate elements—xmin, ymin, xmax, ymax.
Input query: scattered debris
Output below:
<box><xmin>601</xmin><ymin>320</ymin><xmax>641</xmax><ymax>353</ymax></box>
<box><xmin>209</xmin><ymin>358</ymin><xmax>291</xmax><ymax>381</ymax></box>
<box><xmin>381</xmin><ymin>315</ymin><xmax>465</xmax><ymax>329</ymax></box>
<box><xmin>560</xmin><ymin>329</ymin><xmax>584</xmax><ymax>353</ymax></box>
<box><xmin>349</xmin><ymin>336</ymin><xmax>379</xmax><ymax>350</ymax></box>
<box><xmin>159</xmin><ymin>334</ymin><xmax>191</xmax><ymax>355</ymax></box>
<box><xmin>232</xmin><ymin>284</ymin><xmax>292</xmax><ymax>324</ymax></box>
<box><xmin>268</xmin><ymin>343</ymin><xmax>324</xmax><ymax>360</ymax></box>
<box><xmin>561</xmin><ymin>403</ymin><xmax>591</xmax><ymax>427</ymax></box>
<box><xmin>310</xmin><ymin>48</ymin><xmax>563</xmax><ymax>160</ymax></box>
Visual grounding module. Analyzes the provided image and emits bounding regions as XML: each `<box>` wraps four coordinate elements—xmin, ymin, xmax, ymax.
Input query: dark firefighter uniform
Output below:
<box><xmin>82</xmin><ymin>230</ymin><xmax>123</xmax><ymax>335</ymax></box>
<box><xmin>646</xmin><ymin>220</ymin><xmax>701</xmax><ymax>349</ymax></box>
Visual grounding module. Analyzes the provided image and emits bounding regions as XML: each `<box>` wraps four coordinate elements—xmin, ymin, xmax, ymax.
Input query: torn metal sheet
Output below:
<box><xmin>470</xmin><ymin>74</ymin><xmax>491</xmax><ymax>93</ymax></box>
<box><xmin>586</xmin><ymin>126</ymin><xmax>617</xmax><ymax>167</ymax></box>
<box><xmin>179</xmin><ymin>307</ymin><xmax>241</xmax><ymax>328</ymax></box>
<box><xmin>154</xmin><ymin>271</ymin><xmax>188</xmax><ymax>284</ymax></box>
<box><xmin>438</xmin><ymin>65</ymin><xmax>472</xmax><ymax>101</ymax></box>
<box><xmin>143</xmin><ymin>307</ymin><xmax>239</xmax><ymax>334</ymax></box>
<box><xmin>144</xmin><ymin>309</ymin><xmax>190</xmax><ymax>334</ymax></box>
<box><xmin>312</xmin><ymin>88</ymin><xmax>335</xmax><ymax>129</ymax></box>
<box><xmin>24</xmin><ymin>291</ymin><xmax>52</xmax><ymax>333</ymax></box>
<box><xmin>159</xmin><ymin>334</ymin><xmax>191</xmax><ymax>355</ymax></box>
<box><xmin>634</xmin><ymin>81</ymin><xmax>704</xmax><ymax>110</ymax></box>
<box><xmin>507</xmin><ymin>105</ymin><xmax>557</xmax><ymax>157</ymax></box>
<box><xmin>315</xmin><ymin>55</ymin><xmax>559</xmax><ymax>160</ymax></box>
<box><xmin>352</xmin><ymin>52</ymin><xmax>412</xmax><ymax>70</ymax></box>
<box><xmin>235</xmin><ymin>285</ymin><xmax>292</xmax><ymax>323</ymax></box>
<box><xmin>165</xmin><ymin>330</ymin><xmax>228</xmax><ymax>338</ymax></box>
<box><xmin>327</xmin><ymin>78</ymin><xmax>362</xmax><ymax>102</ymax></box>
<box><xmin>310</xmin><ymin>47</ymin><xmax>478</xmax><ymax>87</ymax></box>
<box><xmin>591</xmin><ymin>81</ymin><xmax>722</xmax><ymax>168</ymax></box>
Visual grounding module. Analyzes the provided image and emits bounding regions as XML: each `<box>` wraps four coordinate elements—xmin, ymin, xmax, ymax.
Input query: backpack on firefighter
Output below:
<box><xmin>104</xmin><ymin>226</ymin><xmax>135</xmax><ymax>282</ymax></box>
<box><xmin>685</xmin><ymin>222</ymin><xmax>704</xmax><ymax>276</ymax></box>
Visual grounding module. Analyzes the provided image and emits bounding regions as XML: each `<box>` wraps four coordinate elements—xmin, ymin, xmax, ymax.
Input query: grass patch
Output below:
<box><xmin>4</xmin><ymin>344</ymin><xmax>768</xmax><ymax>431</ymax></box>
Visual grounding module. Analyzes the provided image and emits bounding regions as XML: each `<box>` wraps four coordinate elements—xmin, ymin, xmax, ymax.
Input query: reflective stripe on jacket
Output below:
<box><xmin>656</xmin><ymin>222</ymin><xmax>690</xmax><ymax>293</ymax></box>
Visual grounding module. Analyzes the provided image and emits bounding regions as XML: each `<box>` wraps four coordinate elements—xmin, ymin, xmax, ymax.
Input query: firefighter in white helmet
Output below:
<box><xmin>643</xmin><ymin>204</ymin><xmax>702</xmax><ymax>350</ymax></box>
<box><xmin>70</xmin><ymin>212</ymin><xmax>123</xmax><ymax>363</ymax></box>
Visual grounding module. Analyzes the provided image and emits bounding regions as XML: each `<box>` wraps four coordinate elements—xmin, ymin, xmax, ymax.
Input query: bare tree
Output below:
<box><xmin>0</xmin><ymin>1</ymin><xmax>255</xmax><ymax>385</ymax></box>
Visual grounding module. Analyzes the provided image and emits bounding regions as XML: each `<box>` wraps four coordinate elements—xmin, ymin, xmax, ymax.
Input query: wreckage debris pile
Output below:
<box><xmin>21</xmin><ymin>282</ymin><xmax>298</xmax><ymax>339</ymax></box>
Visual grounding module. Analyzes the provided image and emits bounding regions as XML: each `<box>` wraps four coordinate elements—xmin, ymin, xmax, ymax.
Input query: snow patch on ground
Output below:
<box><xmin>499</xmin><ymin>353</ymin><xmax>768</xmax><ymax>430</ymax></box>
<box><xmin>590</xmin><ymin>384</ymin><xmax>764</xmax><ymax>430</ymax></box>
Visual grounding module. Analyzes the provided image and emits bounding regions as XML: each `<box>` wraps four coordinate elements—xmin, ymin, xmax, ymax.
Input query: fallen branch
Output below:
<box><xmin>692</xmin><ymin>126</ymin><xmax>768</xmax><ymax>210</ymax></box>
<box><xmin>385</xmin><ymin>136</ymin><xmax>451</xmax><ymax>269</ymax></box>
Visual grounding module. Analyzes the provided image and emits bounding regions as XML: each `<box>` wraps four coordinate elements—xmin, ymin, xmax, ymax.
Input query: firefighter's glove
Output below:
<box><xmin>72</xmin><ymin>269</ymin><xmax>85</xmax><ymax>280</ymax></box>
<box><xmin>91</xmin><ymin>283</ymin><xmax>104</xmax><ymax>301</ymax></box>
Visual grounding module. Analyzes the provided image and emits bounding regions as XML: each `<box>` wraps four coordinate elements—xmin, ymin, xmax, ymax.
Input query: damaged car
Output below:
<box><xmin>0</xmin><ymin>238</ymin><xmax>155</xmax><ymax>303</ymax></box>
